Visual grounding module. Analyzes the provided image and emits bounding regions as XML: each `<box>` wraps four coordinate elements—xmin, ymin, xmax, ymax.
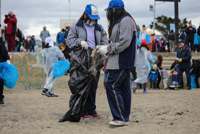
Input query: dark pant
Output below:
<box><xmin>195</xmin><ymin>72</ymin><xmax>200</xmax><ymax>88</ymax></box>
<box><xmin>30</xmin><ymin>46</ymin><xmax>35</xmax><ymax>52</ymax></box>
<box><xmin>0</xmin><ymin>80</ymin><xmax>4</xmax><ymax>101</ymax></box>
<box><xmin>42</xmin><ymin>42</ymin><xmax>45</xmax><ymax>49</ymax></box>
<box><xmin>7</xmin><ymin>34</ymin><xmax>15</xmax><ymax>52</ymax></box>
<box><xmin>193</xmin><ymin>45</ymin><xmax>200</xmax><ymax>52</ymax></box>
<box><xmin>186</xmin><ymin>40</ymin><xmax>194</xmax><ymax>52</ymax></box>
<box><xmin>106</xmin><ymin>69</ymin><xmax>131</xmax><ymax>122</ymax></box>
<box><xmin>157</xmin><ymin>73</ymin><xmax>161</xmax><ymax>89</ymax></box>
<box><xmin>178</xmin><ymin>68</ymin><xmax>191</xmax><ymax>88</ymax></box>
<box><xmin>150</xmin><ymin>81</ymin><xmax>157</xmax><ymax>89</ymax></box>
<box><xmin>83</xmin><ymin>72</ymin><xmax>100</xmax><ymax>115</ymax></box>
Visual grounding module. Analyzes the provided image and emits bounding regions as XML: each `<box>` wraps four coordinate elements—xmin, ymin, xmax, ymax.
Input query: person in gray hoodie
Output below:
<box><xmin>66</xmin><ymin>4</ymin><xmax>108</xmax><ymax>119</ymax></box>
<box><xmin>40</xmin><ymin>26</ymin><xmax>50</xmax><ymax>49</ymax></box>
<box><xmin>97</xmin><ymin>0</ymin><xmax>137</xmax><ymax>126</ymax></box>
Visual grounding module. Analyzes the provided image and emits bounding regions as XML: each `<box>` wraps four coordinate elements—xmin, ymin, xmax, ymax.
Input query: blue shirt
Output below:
<box><xmin>84</xmin><ymin>23</ymin><xmax>96</xmax><ymax>49</ymax></box>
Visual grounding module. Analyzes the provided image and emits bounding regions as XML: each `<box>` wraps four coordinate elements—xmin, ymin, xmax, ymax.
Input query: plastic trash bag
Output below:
<box><xmin>59</xmin><ymin>47</ymin><xmax>105</xmax><ymax>122</ymax></box>
<box><xmin>146</xmin><ymin>34</ymin><xmax>151</xmax><ymax>44</ymax></box>
<box><xmin>191</xmin><ymin>75</ymin><xmax>196</xmax><ymax>89</ymax></box>
<box><xmin>53</xmin><ymin>60</ymin><xmax>70</xmax><ymax>78</ymax></box>
<box><xmin>137</xmin><ymin>37</ymin><xmax>141</xmax><ymax>46</ymax></box>
<box><xmin>0</xmin><ymin>62</ymin><xmax>19</xmax><ymax>89</ymax></box>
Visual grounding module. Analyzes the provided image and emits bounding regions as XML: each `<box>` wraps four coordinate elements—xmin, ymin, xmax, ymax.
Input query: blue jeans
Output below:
<box><xmin>30</xmin><ymin>46</ymin><xmax>35</xmax><ymax>52</ymax></box>
<box><xmin>177</xmin><ymin>68</ymin><xmax>191</xmax><ymax>88</ymax></box>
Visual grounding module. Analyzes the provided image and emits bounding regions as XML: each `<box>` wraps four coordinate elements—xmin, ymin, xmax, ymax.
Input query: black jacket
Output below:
<box><xmin>16</xmin><ymin>29</ymin><xmax>24</xmax><ymax>42</ymax></box>
<box><xmin>197</xmin><ymin>26</ymin><xmax>200</xmax><ymax>36</ymax></box>
<box><xmin>185</xmin><ymin>26</ymin><xmax>196</xmax><ymax>41</ymax></box>
<box><xmin>176</xmin><ymin>45</ymin><xmax>191</xmax><ymax>69</ymax></box>
<box><xmin>154</xmin><ymin>60</ymin><xmax>162</xmax><ymax>69</ymax></box>
<box><xmin>0</xmin><ymin>37</ymin><xmax>10</xmax><ymax>62</ymax></box>
<box><xmin>191</xmin><ymin>60</ymin><xmax>200</xmax><ymax>75</ymax></box>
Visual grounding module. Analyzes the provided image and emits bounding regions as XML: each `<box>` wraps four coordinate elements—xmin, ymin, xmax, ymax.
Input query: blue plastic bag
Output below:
<box><xmin>137</xmin><ymin>37</ymin><xmax>141</xmax><ymax>46</ymax></box>
<box><xmin>0</xmin><ymin>62</ymin><xmax>19</xmax><ymax>89</ymax></box>
<box><xmin>190</xmin><ymin>75</ymin><xmax>196</xmax><ymax>90</ymax></box>
<box><xmin>53</xmin><ymin>60</ymin><xmax>70</xmax><ymax>78</ymax></box>
<box><xmin>146</xmin><ymin>34</ymin><xmax>151</xmax><ymax>44</ymax></box>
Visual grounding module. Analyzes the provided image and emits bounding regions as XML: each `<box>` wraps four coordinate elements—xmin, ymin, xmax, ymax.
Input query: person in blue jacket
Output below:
<box><xmin>97</xmin><ymin>0</ymin><xmax>137</xmax><ymax>126</ymax></box>
<box><xmin>193</xmin><ymin>33</ymin><xmax>200</xmax><ymax>52</ymax></box>
<box><xmin>56</xmin><ymin>29</ymin><xmax>65</xmax><ymax>45</ymax></box>
<box><xmin>179</xmin><ymin>31</ymin><xmax>186</xmax><ymax>41</ymax></box>
<box><xmin>30</xmin><ymin>35</ymin><xmax>36</xmax><ymax>52</ymax></box>
<box><xmin>175</xmin><ymin>39</ymin><xmax>191</xmax><ymax>90</ymax></box>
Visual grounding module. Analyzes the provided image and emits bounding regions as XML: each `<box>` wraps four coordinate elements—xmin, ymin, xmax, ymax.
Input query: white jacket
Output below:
<box><xmin>139</xmin><ymin>30</ymin><xmax>147</xmax><ymax>40</ymax></box>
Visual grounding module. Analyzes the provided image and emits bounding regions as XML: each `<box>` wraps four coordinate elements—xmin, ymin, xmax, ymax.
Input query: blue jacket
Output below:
<box><xmin>194</xmin><ymin>33</ymin><xmax>200</xmax><ymax>45</ymax></box>
<box><xmin>176</xmin><ymin>45</ymin><xmax>191</xmax><ymax>69</ymax></box>
<box><xmin>179</xmin><ymin>33</ymin><xmax>186</xmax><ymax>41</ymax></box>
<box><xmin>148</xmin><ymin>69</ymin><xmax>158</xmax><ymax>82</ymax></box>
<box><xmin>30</xmin><ymin>38</ymin><xmax>36</xmax><ymax>47</ymax></box>
<box><xmin>57</xmin><ymin>32</ymin><xmax>65</xmax><ymax>44</ymax></box>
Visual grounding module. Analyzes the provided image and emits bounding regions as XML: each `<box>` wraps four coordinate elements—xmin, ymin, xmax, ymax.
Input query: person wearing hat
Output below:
<box><xmin>97</xmin><ymin>0</ymin><xmax>137</xmax><ymax>126</ymax></box>
<box><xmin>66</xmin><ymin>4</ymin><xmax>108</xmax><ymax>119</ymax></box>
<box><xmin>135</xmin><ymin>40</ymin><xmax>154</xmax><ymax>93</ymax></box>
<box><xmin>175</xmin><ymin>39</ymin><xmax>191</xmax><ymax>90</ymax></box>
<box><xmin>41</xmin><ymin>37</ymin><xmax>66</xmax><ymax>97</ymax></box>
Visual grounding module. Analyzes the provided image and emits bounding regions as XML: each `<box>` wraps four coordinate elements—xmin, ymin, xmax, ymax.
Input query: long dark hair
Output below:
<box><xmin>106</xmin><ymin>8</ymin><xmax>136</xmax><ymax>37</ymax></box>
<box><xmin>78</xmin><ymin>11</ymin><xmax>98</xmax><ymax>24</ymax></box>
<box><xmin>157</xmin><ymin>55</ymin><xmax>163</xmax><ymax>66</ymax></box>
<box><xmin>138</xmin><ymin>45</ymin><xmax>150</xmax><ymax>51</ymax></box>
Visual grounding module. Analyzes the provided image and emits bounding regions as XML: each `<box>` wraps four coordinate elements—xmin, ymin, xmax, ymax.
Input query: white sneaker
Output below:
<box><xmin>109</xmin><ymin>121</ymin><xmax>129</xmax><ymax>126</ymax></box>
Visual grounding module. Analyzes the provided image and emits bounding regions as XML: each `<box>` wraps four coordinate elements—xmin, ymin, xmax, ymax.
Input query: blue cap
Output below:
<box><xmin>105</xmin><ymin>0</ymin><xmax>124</xmax><ymax>11</ymax></box>
<box><xmin>178</xmin><ymin>39</ymin><xmax>185</xmax><ymax>43</ymax></box>
<box><xmin>85</xmin><ymin>4</ymin><xmax>100</xmax><ymax>20</ymax></box>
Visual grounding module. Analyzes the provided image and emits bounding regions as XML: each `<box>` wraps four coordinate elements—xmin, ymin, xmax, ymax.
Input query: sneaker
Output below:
<box><xmin>45</xmin><ymin>92</ymin><xmax>59</xmax><ymax>97</ymax></box>
<box><xmin>143</xmin><ymin>91</ymin><xmax>148</xmax><ymax>94</ymax></box>
<box><xmin>109</xmin><ymin>121</ymin><xmax>129</xmax><ymax>126</ymax></box>
<box><xmin>92</xmin><ymin>114</ymin><xmax>101</xmax><ymax>119</ymax></box>
<box><xmin>150</xmin><ymin>88</ymin><xmax>152</xmax><ymax>90</ymax></box>
<box><xmin>0</xmin><ymin>100</ymin><xmax>4</xmax><ymax>104</ymax></box>
<box><xmin>185</xmin><ymin>86</ymin><xmax>190</xmax><ymax>90</ymax></box>
<box><xmin>132</xmin><ymin>87</ymin><xmax>137</xmax><ymax>93</ymax></box>
<box><xmin>175</xmin><ymin>85</ymin><xmax>181</xmax><ymax>90</ymax></box>
<box><xmin>41</xmin><ymin>89</ymin><xmax>48</xmax><ymax>95</ymax></box>
<box><xmin>83</xmin><ymin>115</ymin><xmax>92</xmax><ymax>119</ymax></box>
<box><xmin>155</xmin><ymin>88</ymin><xmax>158</xmax><ymax>90</ymax></box>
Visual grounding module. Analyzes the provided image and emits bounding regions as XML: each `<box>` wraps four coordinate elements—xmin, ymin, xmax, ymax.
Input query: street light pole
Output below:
<box><xmin>153</xmin><ymin>0</ymin><xmax>156</xmax><ymax>33</ymax></box>
<box><xmin>174</xmin><ymin>0</ymin><xmax>179</xmax><ymax>51</ymax></box>
<box><xmin>69</xmin><ymin>0</ymin><xmax>71</xmax><ymax>20</ymax></box>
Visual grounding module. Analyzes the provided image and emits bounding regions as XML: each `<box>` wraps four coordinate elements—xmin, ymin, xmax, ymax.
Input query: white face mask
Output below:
<box><xmin>86</xmin><ymin>20</ymin><xmax>96</xmax><ymax>26</ymax></box>
<box><xmin>27</xmin><ymin>38</ymin><xmax>31</xmax><ymax>41</ymax></box>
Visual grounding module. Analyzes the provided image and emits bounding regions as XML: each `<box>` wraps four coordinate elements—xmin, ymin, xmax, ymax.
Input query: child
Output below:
<box><xmin>41</xmin><ymin>37</ymin><xmax>66</xmax><ymax>97</ymax></box>
<box><xmin>15</xmin><ymin>36</ymin><xmax>20</xmax><ymax>52</ymax></box>
<box><xmin>30</xmin><ymin>35</ymin><xmax>36</xmax><ymax>52</ymax></box>
<box><xmin>170</xmin><ymin>64</ymin><xmax>179</xmax><ymax>86</ymax></box>
<box><xmin>160</xmin><ymin>68</ymin><xmax>169</xmax><ymax>90</ymax></box>
<box><xmin>148</xmin><ymin>64</ymin><xmax>158</xmax><ymax>90</ymax></box>
<box><xmin>24</xmin><ymin>36</ymin><xmax>31</xmax><ymax>52</ymax></box>
<box><xmin>131</xmin><ymin>67</ymin><xmax>137</xmax><ymax>93</ymax></box>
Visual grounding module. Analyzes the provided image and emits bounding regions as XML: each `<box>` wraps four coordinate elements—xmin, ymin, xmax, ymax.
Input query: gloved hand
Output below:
<box><xmin>7</xmin><ymin>60</ymin><xmax>11</xmax><ymax>64</ymax></box>
<box><xmin>178</xmin><ymin>58</ymin><xmax>182</xmax><ymax>63</ymax></box>
<box><xmin>97</xmin><ymin>45</ymin><xmax>108</xmax><ymax>55</ymax></box>
<box><xmin>81</xmin><ymin>41</ymin><xmax>88</xmax><ymax>50</ymax></box>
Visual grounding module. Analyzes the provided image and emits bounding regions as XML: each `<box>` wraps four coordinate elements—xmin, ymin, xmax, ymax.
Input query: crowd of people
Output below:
<box><xmin>0</xmin><ymin>0</ymin><xmax>199</xmax><ymax>128</ymax></box>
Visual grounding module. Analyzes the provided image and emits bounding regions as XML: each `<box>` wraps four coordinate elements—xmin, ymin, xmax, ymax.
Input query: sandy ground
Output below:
<box><xmin>0</xmin><ymin>75</ymin><xmax>200</xmax><ymax>134</ymax></box>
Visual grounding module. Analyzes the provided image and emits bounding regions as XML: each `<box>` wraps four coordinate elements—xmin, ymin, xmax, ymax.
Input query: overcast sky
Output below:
<box><xmin>1</xmin><ymin>0</ymin><xmax>200</xmax><ymax>41</ymax></box>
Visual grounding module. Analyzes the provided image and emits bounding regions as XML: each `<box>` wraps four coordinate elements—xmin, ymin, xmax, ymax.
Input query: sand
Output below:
<box><xmin>0</xmin><ymin>76</ymin><xmax>200</xmax><ymax>134</ymax></box>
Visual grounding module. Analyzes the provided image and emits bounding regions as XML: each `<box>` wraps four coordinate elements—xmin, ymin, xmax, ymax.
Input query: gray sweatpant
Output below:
<box><xmin>44</xmin><ymin>71</ymin><xmax>56</xmax><ymax>94</ymax></box>
<box><xmin>163</xmin><ymin>78</ymin><xmax>168</xmax><ymax>89</ymax></box>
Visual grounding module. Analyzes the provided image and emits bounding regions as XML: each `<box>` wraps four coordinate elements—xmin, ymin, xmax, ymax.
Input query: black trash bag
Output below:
<box><xmin>59</xmin><ymin>47</ymin><xmax>105</xmax><ymax>122</ymax></box>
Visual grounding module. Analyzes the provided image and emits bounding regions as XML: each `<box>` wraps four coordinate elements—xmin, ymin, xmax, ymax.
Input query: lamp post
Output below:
<box><xmin>153</xmin><ymin>0</ymin><xmax>156</xmax><ymax>33</ymax></box>
<box><xmin>69</xmin><ymin>0</ymin><xmax>71</xmax><ymax>20</ymax></box>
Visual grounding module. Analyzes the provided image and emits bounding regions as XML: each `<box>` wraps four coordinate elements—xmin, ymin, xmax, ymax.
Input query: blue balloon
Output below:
<box><xmin>192</xmin><ymin>25</ymin><xmax>197</xmax><ymax>30</ymax></box>
<box><xmin>53</xmin><ymin>60</ymin><xmax>70</xmax><ymax>78</ymax></box>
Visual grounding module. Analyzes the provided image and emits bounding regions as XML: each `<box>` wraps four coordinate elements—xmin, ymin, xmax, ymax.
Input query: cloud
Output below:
<box><xmin>1</xmin><ymin>0</ymin><xmax>199</xmax><ymax>41</ymax></box>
